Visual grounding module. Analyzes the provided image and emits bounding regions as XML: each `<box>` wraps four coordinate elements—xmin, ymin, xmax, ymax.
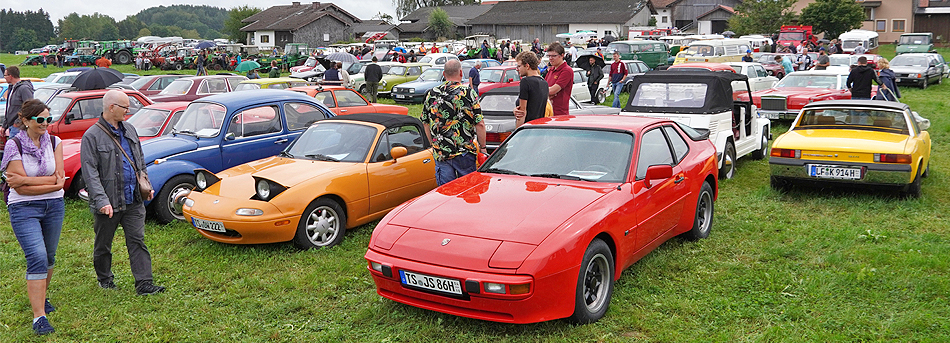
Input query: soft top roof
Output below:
<box><xmin>320</xmin><ymin>113</ymin><xmax>421</xmax><ymax>128</ymax></box>
<box><xmin>623</xmin><ymin>70</ymin><xmax>748</xmax><ymax>114</ymax></box>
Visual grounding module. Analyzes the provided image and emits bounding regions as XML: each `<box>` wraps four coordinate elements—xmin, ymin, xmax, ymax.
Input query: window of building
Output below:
<box><xmin>662</xmin><ymin>16</ymin><xmax>668</xmax><ymax>23</ymax></box>
<box><xmin>605</xmin><ymin>30</ymin><xmax>613</xmax><ymax>36</ymax></box>
<box><xmin>893</xmin><ymin>19</ymin><xmax>906</xmax><ymax>32</ymax></box>
<box><xmin>260</xmin><ymin>35</ymin><xmax>270</xmax><ymax>43</ymax></box>
<box><xmin>876</xmin><ymin>20</ymin><xmax>886</xmax><ymax>32</ymax></box>
<box><xmin>864</xmin><ymin>7</ymin><xmax>873</xmax><ymax>21</ymax></box>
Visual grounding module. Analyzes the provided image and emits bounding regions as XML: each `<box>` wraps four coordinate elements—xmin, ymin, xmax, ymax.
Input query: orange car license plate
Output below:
<box><xmin>399</xmin><ymin>270</ymin><xmax>462</xmax><ymax>295</ymax></box>
<box><xmin>192</xmin><ymin>218</ymin><xmax>225</xmax><ymax>233</ymax></box>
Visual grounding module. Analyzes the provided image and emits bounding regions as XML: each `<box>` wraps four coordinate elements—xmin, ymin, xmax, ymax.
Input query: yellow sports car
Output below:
<box><xmin>181</xmin><ymin>113</ymin><xmax>438</xmax><ymax>249</ymax></box>
<box><xmin>770</xmin><ymin>100</ymin><xmax>931</xmax><ymax>197</ymax></box>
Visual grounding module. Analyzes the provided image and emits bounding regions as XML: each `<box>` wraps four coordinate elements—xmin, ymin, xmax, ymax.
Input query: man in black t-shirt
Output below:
<box><xmin>513</xmin><ymin>51</ymin><xmax>549</xmax><ymax>127</ymax></box>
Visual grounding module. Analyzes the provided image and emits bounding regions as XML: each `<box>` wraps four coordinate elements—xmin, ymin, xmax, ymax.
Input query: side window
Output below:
<box><xmin>128</xmin><ymin>97</ymin><xmax>145</xmax><ymax>114</ymax></box>
<box><xmin>374</xmin><ymin>124</ymin><xmax>426</xmax><ymax>161</ymax></box>
<box><xmin>162</xmin><ymin>110</ymin><xmax>185</xmax><ymax>135</ymax></box>
<box><xmin>408</xmin><ymin>67</ymin><xmax>422</xmax><ymax>76</ymax></box>
<box><xmin>715</xmin><ymin>47</ymin><xmax>725</xmax><ymax>56</ymax></box>
<box><xmin>436</xmin><ymin>57</ymin><xmax>446</xmax><ymax>64</ymax></box>
<box><xmin>746</xmin><ymin>67</ymin><xmax>757</xmax><ymax>79</ymax></box>
<box><xmin>335</xmin><ymin>90</ymin><xmax>368</xmax><ymax>107</ymax></box>
<box><xmin>284</xmin><ymin>102</ymin><xmax>329</xmax><ymax>131</ymax></box>
<box><xmin>226</xmin><ymin>77</ymin><xmax>243</xmax><ymax>90</ymax></box>
<box><xmin>227</xmin><ymin>105</ymin><xmax>281</xmax><ymax>138</ymax></box>
<box><xmin>313</xmin><ymin>92</ymin><xmax>336</xmax><ymax>108</ymax></box>
<box><xmin>197</xmin><ymin>81</ymin><xmax>211</xmax><ymax>94</ymax></box>
<box><xmin>755</xmin><ymin>65</ymin><xmax>768</xmax><ymax>78</ymax></box>
<box><xmin>78</xmin><ymin>98</ymin><xmax>103</xmax><ymax>119</ymax></box>
<box><xmin>574</xmin><ymin>71</ymin><xmax>584</xmax><ymax>84</ymax></box>
<box><xmin>372</xmin><ymin>132</ymin><xmax>391</xmax><ymax>162</ymax></box>
<box><xmin>654</xmin><ymin>43</ymin><xmax>665</xmax><ymax>52</ymax></box>
<box><xmin>662</xmin><ymin>126</ymin><xmax>689</xmax><ymax>163</ymax></box>
<box><xmin>147</xmin><ymin>79</ymin><xmax>165</xmax><ymax>90</ymax></box>
<box><xmin>636</xmin><ymin>128</ymin><xmax>674</xmax><ymax>179</ymax></box>
<box><xmin>505</xmin><ymin>70</ymin><xmax>519</xmax><ymax>82</ymax></box>
<box><xmin>207</xmin><ymin>79</ymin><xmax>228</xmax><ymax>93</ymax></box>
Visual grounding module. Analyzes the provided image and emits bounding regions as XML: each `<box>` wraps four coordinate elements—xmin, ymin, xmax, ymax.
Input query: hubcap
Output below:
<box><xmin>168</xmin><ymin>183</ymin><xmax>194</xmax><ymax>219</ymax></box>
<box><xmin>583</xmin><ymin>254</ymin><xmax>609</xmax><ymax>312</ymax></box>
<box><xmin>696</xmin><ymin>191</ymin><xmax>712</xmax><ymax>234</ymax></box>
<box><xmin>306</xmin><ymin>206</ymin><xmax>339</xmax><ymax>246</ymax></box>
<box><xmin>724</xmin><ymin>152</ymin><xmax>735</xmax><ymax>178</ymax></box>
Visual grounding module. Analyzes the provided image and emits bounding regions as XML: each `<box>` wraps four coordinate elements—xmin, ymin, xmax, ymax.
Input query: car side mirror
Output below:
<box><xmin>913</xmin><ymin>111</ymin><xmax>930</xmax><ymax>131</ymax></box>
<box><xmin>507</xmin><ymin>78</ymin><xmax>514</xmax><ymax>82</ymax></box>
<box><xmin>224</xmin><ymin>132</ymin><xmax>235</xmax><ymax>141</ymax></box>
<box><xmin>643</xmin><ymin>164</ymin><xmax>672</xmax><ymax>188</ymax></box>
<box><xmin>390</xmin><ymin>146</ymin><xmax>408</xmax><ymax>160</ymax></box>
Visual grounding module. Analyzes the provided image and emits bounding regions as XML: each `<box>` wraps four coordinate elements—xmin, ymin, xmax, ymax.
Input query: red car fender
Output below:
<box><xmin>61</xmin><ymin>138</ymin><xmax>83</xmax><ymax>192</ymax></box>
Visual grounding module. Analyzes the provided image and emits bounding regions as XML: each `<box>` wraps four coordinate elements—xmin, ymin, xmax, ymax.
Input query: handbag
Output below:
<box><xmin>96</xmin><ymin>122</ymin><xmax>153</xmax><ymax>200</ymax></box>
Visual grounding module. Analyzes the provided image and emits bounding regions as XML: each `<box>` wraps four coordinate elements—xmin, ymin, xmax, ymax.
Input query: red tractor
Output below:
<box><xmin>777</xmin><ymin>26</ymin><xmax>817</xmax><ymax>50</ymax></box>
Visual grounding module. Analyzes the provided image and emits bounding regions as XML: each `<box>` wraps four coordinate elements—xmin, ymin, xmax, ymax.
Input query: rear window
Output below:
<box><xmin>632</xmin><ymin>83</ymin><xmax>708</xmax><ymax>108</ymax></box>
<box><xmin>795</xmin><ymin>108</ymin><xmax>909</xmax><ymax>134</ymax></box>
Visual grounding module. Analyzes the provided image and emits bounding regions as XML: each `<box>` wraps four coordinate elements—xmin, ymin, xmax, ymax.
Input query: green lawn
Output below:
<box><xmin>2</xmin><ymin>46</ymin><xmax>950</xmax><ymax>341</ymax></box>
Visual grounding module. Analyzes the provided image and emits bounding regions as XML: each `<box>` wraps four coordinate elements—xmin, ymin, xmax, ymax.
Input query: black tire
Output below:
<box><xmin>682</xmin><ymin>182</ymin><xmax>714</xmax><ymax>240</ymax></box>
<box><xmin>293</xmin><ymin>198</ymin><xmax>347</xmax><ymax>250</ymax></box>
<box><xmin>903</xmin><ymin>165</ymin><xmax>923</xmax><ymax>199</ymax></box>
<box><xmin>69</xmin><ymin>171</ymin><xmax>86</xmax><ymax>196</ymax></box>
<box><xmin>921</xmin><ymin>77</ymin><xmax>928</xmax><ymax>89</ymax></box>
<box><xmin>750</xmin><ymin>132</ymin><xmax>769</xmax><ymax>160</ymax></box>
<box><xmin>569</xmin><ymin>239</ymin><xmax>614</xmax><ymax>324</ymax></box>
<box><xmin>770</xmin><ymin>176</ymin><xmax>790</xmax><ymax>192</ymax></box>
<box><xmin>922</xmin><ymin>162</ymin><xmax>930</xmax><ymax>178</ymax></box>
<box><xmin>937</xmin><ymin>75</ymin><xmax>942</xmax><ymax>85</ymax></box>
<box><xmin>116</xmin><ymin>51</ymin><xmax>132</xmax><ymax>65</ymax></box>
<box><xmin>719</xmin><ymin>141</ymin><xmax>736</xmax><ymax>180</ymax></box>
<box><xmin>153</xmin><ymin>174</ymin><xmax>195</xmax><ymax>224</ymax></box>
<box><xmin>175</xmin><ymin>63</ymin><xmax>183</xmax><ymax>71</ymax></box>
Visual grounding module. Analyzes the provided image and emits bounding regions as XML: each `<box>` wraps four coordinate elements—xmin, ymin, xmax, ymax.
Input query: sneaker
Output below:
<box><xmin>135</xmin><ymin>281</ymin><xmax>165</xmax><ymax>296</ymax></box>
<box><xmin>99</xmin><ymin>280</ymin><xmax>116</xmax><ymax>289</ymax></box>
<box><xmin>33</xmin><ymin>316</ymin><xmax>54</xmax><ymax>335</ymax></box>
<box><xmin>44</xmin><ymin>299</ymin><xmax>55</xmax><ymax>313</ymax></box>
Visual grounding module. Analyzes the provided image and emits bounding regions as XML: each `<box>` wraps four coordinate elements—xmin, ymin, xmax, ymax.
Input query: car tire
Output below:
<box><xmin>719</xmin><ymin>141</ymin><xmax>736</xmax><ymax>180</ymax></box>
<box><xmin>770</xmin><ymin>176</ymin><xmax>790</xmax><ymax>192</ymax></box>
<box><xmin>175</xmin><ymin>63</ymin><xmax>183</xmax><ymax>71</ymax></box>
<box><xmin>293</xmin><ymin>198</ymin><xmax>347</xmax><ymax>250</ymax></box>
<box><xmin>596</xmin><ymin>88</ymin><xmax>607</xmax><ymax>104</ymax></box>
<box><xmin>569</xmin><ymin>238</ymin><xmax>614</xmax><ymax>324</ymax></box>
<box><xmin>750</xmin><ymin>133</ymin><xmax>769</xmax><ymax>160</ymax></box>
<box><xmin>903</xmin><ymin>165</ymin><xmax>923</xmax><ymax>199</ymax></box>
<box><xmin>937</xmin><ymin>76</ymin><xmax>942</xmax><ymax>85</ymax></box>
<box><xmin>69</xmin><ymin>171</ymin><xmax>86</xmax><ymax>197</ymax></box>
<box><xmin>682</xmin><ymin>181</ymin><xmax>714</xmax><ymax>241</ymax></box>
<box><xmin>154</xmin><ymin>174</ymin><xmax>195</xmax><ymax>224</ymax></box>
<box><xmin>921</xmin><ymin>78</ymin><xmax>928</xmax><ymax>89</ymax></box>
<box><xmin>922</xmin><ymin>163</ymin><xmax>930</xmax><ymax>178</ymax></box>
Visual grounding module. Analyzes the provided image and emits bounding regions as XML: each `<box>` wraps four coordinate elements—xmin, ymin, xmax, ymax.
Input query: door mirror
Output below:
<box><xmin>643</xmin><ymin>164</ymin><xmax>672</xmax><ymax>188</ymax></box>
<box><xmin>913</xmin><ymin>111</ymin><xmax>930</xmax><ymax>131</ymax></box>
<box><xmin>224</xmin><ymin>132</ymin><xmax>235</xmax><ymax>141</ymax></box>
<box><xmin>390</xmin><ymin>146</ymin><xmax>408</xmax><ymax>160</ymax></box>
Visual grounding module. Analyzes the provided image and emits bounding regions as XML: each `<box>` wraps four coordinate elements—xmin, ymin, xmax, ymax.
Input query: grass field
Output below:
<box><xmin>1</xmin><ymin>45</ymin><xmax>949</xmax><ymax>341</ymax></box>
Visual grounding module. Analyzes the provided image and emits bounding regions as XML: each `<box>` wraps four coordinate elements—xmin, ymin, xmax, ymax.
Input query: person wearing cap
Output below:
<box><xmin>742</xmin><ymin>50</ymin><xmax>754</xmax><ymax>62</ymax></box>
<box><xmin>814</xmin><ymin>48</ymin><xmax>830</xmax><ymax>70</ymax></box>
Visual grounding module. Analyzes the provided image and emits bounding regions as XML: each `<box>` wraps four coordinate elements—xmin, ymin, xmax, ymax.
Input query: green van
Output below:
<box><xmin>606</xmin><ymin>40</ymin><xmax>670</xmax><ymax>68</ymax></box>
<box><xmin>896</xmin><ymin>33</ymin><xmax>934</xmax><ymax>55</ymax></box>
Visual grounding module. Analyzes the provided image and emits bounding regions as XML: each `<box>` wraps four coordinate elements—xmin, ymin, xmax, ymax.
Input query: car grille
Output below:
<box><xmin>761</xmin><ymin>97</ymin><xmax>787</xmax><ymax>111</ymax></box>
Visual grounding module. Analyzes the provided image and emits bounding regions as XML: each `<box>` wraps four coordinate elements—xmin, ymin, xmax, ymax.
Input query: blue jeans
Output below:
<box><xmin>611</xmin><ymin>81</ymin><xmax>624</xmax><ymax>108</ymax></box>
<box><xmin>9</xmin><ymin>198</ymin><xmax>65</xmax><ymax>280</ymax></box>
<box><xmin>435</xmin><ymin>153</ymin><xmax>476</xmax><ymax>186</ymax></box>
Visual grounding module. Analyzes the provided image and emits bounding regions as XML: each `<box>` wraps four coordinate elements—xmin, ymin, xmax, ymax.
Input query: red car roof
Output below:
<box><xmin>55</xmin><ymin>88</ymin><xmax>147</xmax><ymax>99</ymax></box>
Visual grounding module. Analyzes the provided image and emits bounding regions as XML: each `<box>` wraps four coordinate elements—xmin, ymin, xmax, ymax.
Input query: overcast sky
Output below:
<box><xmin>6</xmin><ymin>0</ymin><xmax>400</xmax><ymax>26</ymax></box>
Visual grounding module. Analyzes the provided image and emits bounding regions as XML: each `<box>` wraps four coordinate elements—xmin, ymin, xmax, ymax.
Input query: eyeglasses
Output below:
<box><xmin>113</xmin><ymin>104</ymin><xmax>130</xmax><ymax>112</ymax></box>
<box><xmin>31</xmin><ymin>116</ymin><xmax>53</xmax><ymax>124</ymax></box>
<box><xmin>546</xmin><ymin>54</ymin><xmax>561</xmax><ymax>59</ymax></box>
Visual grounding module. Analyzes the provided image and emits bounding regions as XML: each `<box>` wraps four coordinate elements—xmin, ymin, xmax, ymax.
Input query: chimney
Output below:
<box><xmin>292</xmin><ymin>2</ymin><xmax>300</xmax><ymax>6</ymax></box>
<box><xmin>312</xmin><ymin>2</ymin><xmax>321</xmax><ymax>8</ymax></box>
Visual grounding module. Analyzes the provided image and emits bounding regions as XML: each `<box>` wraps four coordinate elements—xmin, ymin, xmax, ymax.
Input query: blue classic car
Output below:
<box><xmin>142</xmin><ymin>89</ymin><xmax>335</xmax><ymax>223</ymax></box>
<box><xmin>391</xmin><ymin>66</ymin><xmax>445</xmax><ymax>103</ymax></box>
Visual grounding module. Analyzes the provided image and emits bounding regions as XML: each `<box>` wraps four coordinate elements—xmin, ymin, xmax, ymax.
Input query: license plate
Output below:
<box><xmin>764</xmin><ymin>112</ymin><xmax>779</xmax><ymax>120</ymax></box>
<box><xmin>395</xmin><ymin>94</ymin><xmax>405</xmax><ymax>99</ymax></box>
<box><xmin>808</xmin><ymin>164</ymin><xmax>863</xmax><ymax>180</ymax></box>
<box><xmin>192</xmin><ymin>217</ymin><xmax>225</xmax><ymax>233</ymax></box>
<box><xmin>399</xmin><ymin>270</ymin><xmax>463</xmax><ymax>295</ymax></box>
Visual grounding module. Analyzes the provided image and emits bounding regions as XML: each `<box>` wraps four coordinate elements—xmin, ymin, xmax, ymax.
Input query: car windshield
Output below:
<box><xmin>891</xmin><ymin>55</ymin><xmax>929</xmax><ymax>67</ymax></box>
<box><xmin>159</xmin><ymin>79</ymin><xmax>194</xmax><ymax>95</ymax></box>
<box><xmin>842</xmin><ymin>40</ymin><xmax>862</xmax><ymax>49</ymax></box>
<box><xmin>828</xmin><ymin>56</ymin><xmax>851</xmax><ymax>66</ymax></box>
<box><xmin>774</xmin><ymin>75</ymin><xmax>842</xmax><ymax>89</ymax></box>
<box><xmin>127</xmin><ymin>108</ymin><xmax>172</xmax><ymax>137</ymax></box>
<box><xmin>481</xmin><ymin>127</ymin><xmax>633</xmax><ymax>183</ymax></box>
<box><xmin>304</xmin><ymin>57</ymin><xmax>317</xmax><ymax>67</ymax></box>
<box><xmin>43</xmin><ymin>74</ymin><xmax>61</xmax><ymax>83</ymax></box>
<box><xmin>388</xmin><ymin>66</ymin><xmax>406</xmax><ymax>75</ymax></box>
<box><xmin>172</xmin><ymin>102</ymin><xmax>227</xmax><ymax>137</ymax></box>
<box><xmin>685</xmin><ymin>45</ymin><xmax>715</xmax><ymax>57</ymax></box>
<box><xmin>33</xmin><ymin>88</ymin><xmax>57</xmax><ymax>102</ymax></box>
<box><xmin>479</xmin><ymin>69</ymin><xmax>506</xmax><ymax>83</ymax></box>
<box><xmin>778</xmin><ymin>32</ymin><xmax>805</xmax><ymax>41</ymax></box>
<box><xmin>631</xmin><ymin>83</ymin><xmax>709</xmax><ymax>108</ymax></box>
<box><xmin>418</xmin><ymin>56</ymin><xmax>433</xmax><ymax>63</ymax></box>
<box><xmin>418</xmin><ymin>68</ymin><xmax>443</xmax><ymax>81</ymax></box>
<box><xmin>899</xmin><ymin>36</ymin><xmax>930</xmax><ymax>45</ymax></box>
<box><xmin>234</xmin><ymin>83</ymin><xmax>262</xmax><ymax>91</ymax></box>
<box><xmin>285</xmin><ymin>122</ymin><xmax>377</xmax><ymax>163</ymax></box>
<box><xmin>479</xmin><ymin>94</ymin><xmax>518</xmax><ymax>113</ymax></box>
<box><xmin>47</xmin><ymin>96</ymin><xmax>72</xmax><ymax>122</ymax></box>
<box><xmin>128</xmin><ymin>77</ymin><xmax>153</xmax><ymax>90</ymax></box>
<box><xmin>795</xmin><ymin>108</ymin><xmax>909</xmax><ymax>134</ymax></box>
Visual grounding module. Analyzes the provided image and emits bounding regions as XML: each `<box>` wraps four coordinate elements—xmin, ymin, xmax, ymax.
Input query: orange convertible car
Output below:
<box><xmin>181</xmin><ymin>113</ymin><xmax>438</xmax><ymax>249</ymax></box>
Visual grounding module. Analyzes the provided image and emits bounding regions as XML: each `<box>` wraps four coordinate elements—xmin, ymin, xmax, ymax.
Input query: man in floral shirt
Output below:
<box><xmin>421</xmin><ymin>59</ymin><xmax>487</xmax><ymax>185</ymax></box>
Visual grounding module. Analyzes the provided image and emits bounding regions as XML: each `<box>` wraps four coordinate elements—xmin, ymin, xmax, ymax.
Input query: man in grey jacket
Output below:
<box><xmin>3</xmin><ymin>66</ymin><xmax>35</xmax><ymax>138</ymax></box>
<box><xmin>80</xmin><ymin>90</ymin><xmax>165</xmax><ymax>295</ymax></box>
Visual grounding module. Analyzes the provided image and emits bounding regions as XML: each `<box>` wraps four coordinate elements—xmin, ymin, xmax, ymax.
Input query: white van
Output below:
<box><xmin>679</xmin><ymin>39</ymin><xmax>753</xmax><ymax>64</ymax></box>
<box><xmin>839</xmin><ymin>29</ymin><xmax>879</xmax><ymax>54</ymax></box>
<box><xmin>739</xmin><ymin>35</ymin><xmax>773</xmax><ymax>52</ymax></box>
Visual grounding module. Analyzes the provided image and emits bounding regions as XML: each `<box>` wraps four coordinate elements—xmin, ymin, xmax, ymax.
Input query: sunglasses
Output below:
<box><xmin>31</xmin><ymin>116</ymin><xmax>53</xmax><ymax>124</ymax></box>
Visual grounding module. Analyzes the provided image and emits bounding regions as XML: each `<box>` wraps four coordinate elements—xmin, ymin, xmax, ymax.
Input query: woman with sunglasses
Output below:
<box><xmin>1</xmin><ymin>98</ymin><xmax>65</xmax><ymax>335</ymax></box>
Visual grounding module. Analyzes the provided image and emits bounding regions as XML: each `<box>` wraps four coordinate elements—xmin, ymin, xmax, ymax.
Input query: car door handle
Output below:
<box><xmin>340</xmin><ymin>109</ymin><xmax>347</xmax><ymax>112</ymax></box>
<box><xmin>274</xmin><ymin>139</ymin><xmax>288</xmax><ymax>144</ymax></box>
<box><xmin>673</xmin><ymin>175</ymin><xmax>685</xmax><ymax>184</ymax></box>
<box><xmin>423</xmin><ymin>158</ymin><xmax>431</xmax><ymax>163</ymax></box>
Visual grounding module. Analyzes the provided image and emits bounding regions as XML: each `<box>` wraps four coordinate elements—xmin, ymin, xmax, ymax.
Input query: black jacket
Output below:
<box><xmin>587</xmin><ymin>66</ymin><xmax>604</xmax><ymax>85</ymax></box>
<box><xmin>846</xmin><ymin>65</ymin><xmax>880</xmax><ymax>99</ymax></box>
<box><xmin>365</xmin><ymin>63</ymin><xmax>383</xmax><ymax>83</ymax></box>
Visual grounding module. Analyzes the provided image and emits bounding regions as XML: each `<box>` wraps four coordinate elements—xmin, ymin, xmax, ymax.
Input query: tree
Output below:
<box><xmin>0</xmin><ymin>9</ymin><xmax>55</xmax><ymax>52</ymax></box>
<box><xmin>428</xmin><ymin>7</ymin><xmax>454</xmax><ymax>40</ymax></box>
<box><xmin>117</xmin><ymin>16</ymin><xmax>146</xmax><ymax>39</ymax></box>
<box><xmin>799</xmin><ymin>0</ymin><xmax>865</xmax><ymax>38</ymax></box>
<box><xmin>9</xmin><ymin>28</ymin><xmax>41</xmax><ymax>52</ymax></box>
<box><xmin>727</xmin><ymin>0</ymin><xmax>797</xmax><ymax>36</ymax></box>
<box><xmin>373</xmin><ymin>12</ymin><xmax>396</xmax><ymax>26</ymax></box>
<box><xmin>224</xmin><ymin>5</ymin><xmax>262</xmax><ymax>43</ymax></box>
<box><xmin>394</xmin><ymin>0</ymin><xmax>478</xmax><ymax>19</ymax></box>
<box><xmin>138</xmin><ymin>28</ymin><xmax>153</xmax><ymax>38</ymax></box>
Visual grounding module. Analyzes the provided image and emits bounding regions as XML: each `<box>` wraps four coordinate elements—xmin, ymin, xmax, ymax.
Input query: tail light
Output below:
<box><xmin>875</xmin><ymin>153</ymin><xmax>912</xmax><ymax>164</ymax></box>
<box><xmin>485</xmin><ymin>131</ymin><xmax>511</xmax><ymax>144</ymax></box>
<box><xmin>770</xmin><ymin>148</ymin><xmax>800</xmax><ymax>158</ymax></box>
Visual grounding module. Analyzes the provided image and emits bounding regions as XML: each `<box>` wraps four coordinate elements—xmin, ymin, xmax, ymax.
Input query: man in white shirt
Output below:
<box><xmin>854</xmin><ymin>42</ymin><xmax>867</xmax><ymax>54</ymax></box>
<box><xmin>567</xmin><ymin>42</ymin><xmax>578</xmax><ymax>67</ymax></box>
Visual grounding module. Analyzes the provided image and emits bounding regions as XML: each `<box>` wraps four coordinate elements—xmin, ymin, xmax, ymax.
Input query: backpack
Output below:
<box><xmin>2</xmin><ymin>136</ymin><xmax>56</xmax><ymax>204</ymax></box>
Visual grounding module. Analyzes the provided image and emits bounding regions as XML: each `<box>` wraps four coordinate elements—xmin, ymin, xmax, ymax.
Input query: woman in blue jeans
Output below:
<box><xmin>1</xmin><ymin>99</ymin><xmax>65</xmax><ymax>335</ymax></box>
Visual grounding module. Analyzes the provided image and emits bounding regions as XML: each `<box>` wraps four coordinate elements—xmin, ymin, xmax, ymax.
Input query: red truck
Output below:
<box><xmin>776</xmin><ymin>26</ymin><xmax>817</xmax><ymax>49</ymax></box>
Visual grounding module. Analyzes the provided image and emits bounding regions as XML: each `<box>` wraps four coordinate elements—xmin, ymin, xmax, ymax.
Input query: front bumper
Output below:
<box><xmin>392</xmin><ymin>92</ymin><xmax>425</xmax><ymax>103</ymax></box>
<box><xmin>769</xmin><ymin>156</ymin><xmax>913</xmax><ymax>185</ymax></box>
<box><xmin>182</xmin><ymin>191</ymin><xmax>299</xmax><ymax>244</ymax></box>
<box><xmin>894</xmin><ymin>76</ymin><xmax>925</xmax><ymax>86</ymax></box>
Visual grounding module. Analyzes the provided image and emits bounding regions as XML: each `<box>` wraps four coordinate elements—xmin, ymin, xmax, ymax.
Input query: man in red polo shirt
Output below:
<box><xmin>544</xmin><ymin>42</ymin><xmax>573</xmax><ymax>116</ymax></box>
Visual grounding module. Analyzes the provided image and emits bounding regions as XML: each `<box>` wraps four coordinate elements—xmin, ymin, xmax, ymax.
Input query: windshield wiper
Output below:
<box><xmin>530</xmin><ymin>173</ymin><xmax>583</xmax><ymax>181</ymax></box>
<box><xmin>306</xmin><ymin>154</ymin><xmax>340</xmax><ymax>162</ymax></box>
<box><xmin>278</xmin><ymin>151</ymin><xmax>294</xmax><ymax>158</ymax></box>
<box><xmin>482</xmin><ymin>167</ymin><xmax>526</xmax><ymax>176</ymax></box>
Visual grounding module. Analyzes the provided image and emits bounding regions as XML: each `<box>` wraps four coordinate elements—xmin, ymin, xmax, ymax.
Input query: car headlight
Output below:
<box><xmin>252</xmin><ymin>177</ymin><xmax>287</xmax><ymax>201</ymax></box>
<box><xmin>408</xmin><ymin>88</ymin><xmax>415</xmax><ymax>93</ymax></box>
<box><xmin>194</xmin><ymin>169</ymin><xmax>220</xmax><ymax>192</ymax></box>
<box><xmin>381</xmin><ymin>80</ymin><xmax>387</xmax><ymax>86</ymax></box>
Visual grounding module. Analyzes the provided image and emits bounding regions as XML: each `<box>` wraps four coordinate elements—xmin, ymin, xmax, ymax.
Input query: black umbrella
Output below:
<box><xmin>71</xmin><ymin>67</ymin><xmax>124</xmax><ymax>90</ymax></box>
<box><xmin>575</xmin><ymin>54</ymin><xmax>606</xmax><ymax>71</ymax></box>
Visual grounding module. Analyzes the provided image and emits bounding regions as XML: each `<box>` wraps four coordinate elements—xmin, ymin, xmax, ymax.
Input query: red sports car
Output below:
<box><xmin>365</xmin><ymin>115</ymin><xmax>719</xmax><ymax>324</ymax></box>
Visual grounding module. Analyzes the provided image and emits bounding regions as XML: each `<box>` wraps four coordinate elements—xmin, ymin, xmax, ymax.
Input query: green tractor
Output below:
<box><xmin>260</xmin><ymin>43</ymin><xmax>309</xmax><ymax>71</ymax></box>
<box><xmin>98</xmin><ymin>41</ymin><xmax>136</xmax><ymax>64</ymax></box>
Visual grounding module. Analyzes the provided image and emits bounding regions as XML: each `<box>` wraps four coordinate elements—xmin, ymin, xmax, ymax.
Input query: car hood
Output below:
<box><xmin>142</xmin><ymin>136</ymin><xmax>200</xmax><ymax>163</ymax></box>
<box><xmin>755</xmin><ymin>87</ymin><xmax>839</xmax><ymax>98</ymax></box>
<box><xmin>890</xmin><ymin>65</ymin><xmax>927</xmax><ymax>74</ymax></box>
<box><xmin>204</xmin><ymin>156</ymin><xmax>362</xmax><ymax>198</ymax></box>
<box><xmin>775</xmin><ymin>129</ymin><xmax>911</xmax><ymax>154</ymax></box>
<box><xmin>387</xmin><ymin>173</ymin><xmax>612</xmax><ymax>245</ymax></box>
<box><xmin>395</xmin><ymin>80</ymin><xmax>442</xmax><ymax>89</ymax></box>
